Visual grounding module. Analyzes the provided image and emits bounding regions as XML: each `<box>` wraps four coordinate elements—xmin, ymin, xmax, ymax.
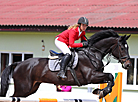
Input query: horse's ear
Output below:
<box><xmin>126</xmin><ymin>35</ymin><xmax>131</xmax><ymax>40</ymax></box>
<box><xmin>120</xmin><ymin>35</ymin><xmax>131</xmax><ymax>42</ymax></box>
<box><xmin>120</xmin><ymin>35</ymin><xmax>126</xmax><ymax>41</ymax></box>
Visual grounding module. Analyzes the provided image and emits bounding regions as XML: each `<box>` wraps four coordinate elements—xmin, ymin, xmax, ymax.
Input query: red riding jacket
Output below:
<box><xmin>56</xmin><ymin>27</ymin><xmax>86</xmax><ymax>48</ymax></box>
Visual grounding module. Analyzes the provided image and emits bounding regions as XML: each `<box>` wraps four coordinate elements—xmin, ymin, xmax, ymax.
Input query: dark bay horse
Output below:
<box><xmin>0</xmin><ymin>30</ymin><xmax>131</xmax><ymax>99</ymax></box>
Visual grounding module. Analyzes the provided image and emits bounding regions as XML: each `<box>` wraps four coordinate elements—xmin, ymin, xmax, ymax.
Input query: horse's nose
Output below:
<box><xmin>125</xmin><ymin>63</ymin><xmax>132</xmax><ymax>70</ymax></box>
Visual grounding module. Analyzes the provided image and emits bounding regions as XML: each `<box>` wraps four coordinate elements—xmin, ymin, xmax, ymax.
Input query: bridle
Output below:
<box><xmin>111</xmin><ymin>38</ymin><xmax>130</xmax><ymax>68</ymax></box>
<box><xmin>82</xmin><ymin>37</ymin><xmax>130</xmax><ymax>68</ymax></box>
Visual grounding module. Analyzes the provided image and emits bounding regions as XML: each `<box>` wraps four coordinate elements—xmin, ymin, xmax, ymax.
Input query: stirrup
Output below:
<box><xmin>57</xmin><ymin>70</ymin><xmax>67</xmax><ymax>80</ymax></box>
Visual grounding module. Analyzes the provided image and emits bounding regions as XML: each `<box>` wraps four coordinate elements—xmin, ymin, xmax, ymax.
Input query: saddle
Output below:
<box><xmin>48</xmin><ymin>49</ymin><xmax>81</xmax><ymax>86</ymax></box>
<box><xmin>48</xmin><ymin>50</ymin><xmax>81</xmax><ymax>86</ymax></box>
<box><xmin>48</xmin><ymin>50</ymin><xmax>78</xmax><ymax>71</ymax></box>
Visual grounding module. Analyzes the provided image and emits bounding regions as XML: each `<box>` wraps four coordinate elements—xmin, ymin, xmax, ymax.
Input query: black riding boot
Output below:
<box><xmin>57</xmin><ymin>53</ymin><xmax>71</xmax><ymax>80</ymax></box>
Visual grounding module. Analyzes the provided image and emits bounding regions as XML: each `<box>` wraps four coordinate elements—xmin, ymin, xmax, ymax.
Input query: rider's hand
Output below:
<box><xmin>82</xmin><ymin>41</ymin><xmax>88</xmax><ymax>47</ymax></box>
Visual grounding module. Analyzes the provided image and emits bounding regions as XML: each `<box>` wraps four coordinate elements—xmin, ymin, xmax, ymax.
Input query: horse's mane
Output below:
<box><xmin>88</xmin><ymin>29</ymin><xmax>119</xmax><ymax>45</ymax></box>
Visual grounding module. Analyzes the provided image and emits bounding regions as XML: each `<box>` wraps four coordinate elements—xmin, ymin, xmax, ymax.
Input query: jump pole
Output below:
<box><xmin>39</xmin><ymin>98</ymin><xmax>58</xmax><ymax>102</ymax></box>
<box><xmin>0</xmin><ymin>97</ymin><xmax>58</xmax><ymax>102</ymax></box>
<box><xmin>99</xmin><ymin>72</ymin><xmax>122</xmax><ymax>102</ymax></box>
<box><xmin>0</xmin><ymin>97</ymin><xmax>98</xmax><ymax>102</ymax></box>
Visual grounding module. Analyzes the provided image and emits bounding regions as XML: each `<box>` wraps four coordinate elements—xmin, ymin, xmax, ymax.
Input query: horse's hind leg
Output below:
<box><xmin>12</xmin><ymin>79</ymin><xmax>41</xmax><ymax>97</ymax></box>
<box><xmin>12</xmin><ymin>79</ymin><xmax>33</xmax><ymax>97</ymax></box>
<box><xmin>27</xmin><ymin>82</ymin><xmax>41</xmax><ymax>96</ymax></box>
<box><xmin>91</xmin><ymin>71</ymin><xmax>114</xmax><ymax>99</ymax></box>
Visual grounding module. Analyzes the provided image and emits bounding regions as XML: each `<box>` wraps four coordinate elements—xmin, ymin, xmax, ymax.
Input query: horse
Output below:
<box><xmin>0</xmin><ymin>29</ymin><xmax>131</xmax><ymax>99</ymax></box>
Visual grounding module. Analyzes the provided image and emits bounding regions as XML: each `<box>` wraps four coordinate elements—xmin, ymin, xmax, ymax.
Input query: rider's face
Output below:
<box><xmin>80</xmin><ymin>24</ymin><xmax>88</xmax><ymax>31</ymax></box>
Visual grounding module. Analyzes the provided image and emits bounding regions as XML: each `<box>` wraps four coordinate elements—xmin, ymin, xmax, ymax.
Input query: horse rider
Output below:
<box><xmin>55</xmin><ymin>17</ymin><xmax>89</xmax><ymax>80</ymax></box>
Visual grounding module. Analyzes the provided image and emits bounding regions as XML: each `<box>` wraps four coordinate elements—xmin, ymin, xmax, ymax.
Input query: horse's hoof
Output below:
<box><xmin>93</xmin><ymin>89</ymin><xmax>104</xmax><ymax>99</ymax></box>
<box><xmin>99</xmin><ymin>91</ymin><xmax>104</xmax><ymax>99</ymax></box>
<box><xmin>92</xmin><ymin>88</ymin><xmax>101</xmax><ymax>95</ymax></box>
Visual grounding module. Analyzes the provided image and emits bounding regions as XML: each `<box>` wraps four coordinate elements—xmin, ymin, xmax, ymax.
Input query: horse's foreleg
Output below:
<box><xmin>91</xmin><ymin>72</ymin><xmax>114</xmax><ymax>99</ymax></box>
<box><xmin>99</xmin><ymin>74</ymin><xmax>114</xmax><ymax>99</ymax></box>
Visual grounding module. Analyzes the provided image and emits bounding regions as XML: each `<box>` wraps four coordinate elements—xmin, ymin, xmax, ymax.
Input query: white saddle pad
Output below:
<box><xmin>48</xmin><ymin>52</ymin><xmax>78</xmax><ymax>71</ymax></box>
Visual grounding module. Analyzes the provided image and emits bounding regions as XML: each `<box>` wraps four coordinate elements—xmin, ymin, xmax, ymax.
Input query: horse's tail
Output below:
<box><xmin>0</xmin><ymin>62</ymin><xmax>19</xmax><ymax>97</ymax></box>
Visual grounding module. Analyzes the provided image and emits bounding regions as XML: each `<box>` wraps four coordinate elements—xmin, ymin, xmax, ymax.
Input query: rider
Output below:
<box><xmin>55</xmin><ymin>17</ymin><xmax>89</xmax><ymax>80</ymax></box>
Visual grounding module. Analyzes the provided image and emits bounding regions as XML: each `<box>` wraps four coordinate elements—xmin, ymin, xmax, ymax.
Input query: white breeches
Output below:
<box><xmin>55</xmin><ymin>37</ymin><xmax>71</xmax><ymax>55</ymax></box>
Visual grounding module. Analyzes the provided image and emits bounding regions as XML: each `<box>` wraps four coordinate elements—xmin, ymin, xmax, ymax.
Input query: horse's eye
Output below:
<box><xmin>121</xmin><ymin>47</ymin><xmax>124</xmax><ymax>50</ymax></box>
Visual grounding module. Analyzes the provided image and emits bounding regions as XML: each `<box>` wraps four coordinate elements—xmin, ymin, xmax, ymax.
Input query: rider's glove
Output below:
<box><xmin>82</xmin><ymin>41</ymin><xmax>88</xmax><ymax>47</ymax></box>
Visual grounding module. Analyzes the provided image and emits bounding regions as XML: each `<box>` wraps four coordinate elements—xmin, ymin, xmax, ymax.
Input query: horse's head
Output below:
<box><xmin>88</xmin><ymin>29</ymin><xmax>132</xmax><ymax>70</ymax></box>
<box><xmin>111</xmin><ymin>35</ymin><xmax>132</xmax><ymax>69</ymax></box>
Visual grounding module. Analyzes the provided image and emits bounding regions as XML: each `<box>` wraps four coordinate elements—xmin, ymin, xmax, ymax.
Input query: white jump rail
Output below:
<box><xmin>0</xmin><ymin>97</ymin><xmax>98</xmax><ymax>102</ymax></box>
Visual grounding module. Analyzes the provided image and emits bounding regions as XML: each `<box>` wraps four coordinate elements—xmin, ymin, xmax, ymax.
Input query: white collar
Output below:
<box><xmin>78</xmin><ymin>27</ymin><xmax>82</xmax><ymax>37</ymax></box>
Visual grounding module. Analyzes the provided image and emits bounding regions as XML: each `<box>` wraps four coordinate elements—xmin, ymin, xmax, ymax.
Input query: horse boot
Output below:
<box><xmin>57</xmin><ymin>53</ymin><xmax>72</xmax><ymax>80</ymax></box>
